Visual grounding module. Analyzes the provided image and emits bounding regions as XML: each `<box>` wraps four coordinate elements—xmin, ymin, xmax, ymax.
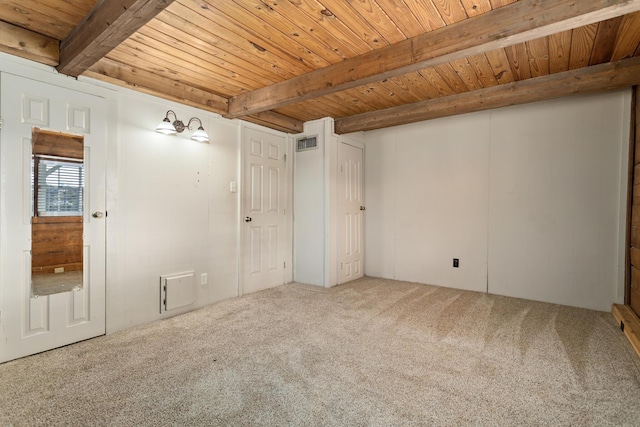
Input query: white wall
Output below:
<box><xmin>293</xmin><ymin>119</ymin><xmax>327</xmax><ymax>286</ymax></box>
<box><xmin>364</xmin><ymin>91</ymin><xmax>630</xmax><ymax>311</ymax></box>
<box><xmin>0</xmin><ymin>53</ymin><xmax>248</xmax><ymax>334</ymax></box>
<box><xmin>293</xmin><ymin>118</ymin><xmax>358</xmax><ymax>287</ymax></box>
<box><xmin>106</xmin><ymin>87</ymin><xmax>241</xmax><ymax>331</ymax></box>
<box><xmin>365</xmin><ymin>113</ymin><xmax>491</xmax><ymax>292</ymax></box>
<box><xmin>487</xmin><ymin>92</ymin><xmax>629</xmax><ymax>310</ymax></box>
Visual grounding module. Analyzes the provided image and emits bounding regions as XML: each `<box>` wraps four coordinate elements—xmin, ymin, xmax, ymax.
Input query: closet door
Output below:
<box><xmin>241</xmin><ymin>127</ymin><xmax>288</xmax><ymax>294</ymax></box>
<box><xmin>337</xmin><ymin>140</ymin><xmax>364</xmax><ymax>285</ymax></box>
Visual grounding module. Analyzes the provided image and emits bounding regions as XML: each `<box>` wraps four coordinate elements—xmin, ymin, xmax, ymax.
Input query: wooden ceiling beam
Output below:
<box><xmin>334</xmin><ymin>56</ymin><xmax>640</xmax><ymax>134</ymax></box>
<box><xmin>87</xmin><ymin>58</ymin><xmax>228</xmax><ymax>114</ymax></box>
<box><xmin>244</xmin><ymin>111</ymin><xmax>304</xmax><ymax>134</ymax></box>
<box><xmin>228</xmin><ymin>0</ymin><xmax>640</xmax><ymax>118</ymax></box>
<box><xmin>86</xmin><ymin>59</ymin><xmax>303</xmax><ymax>133</ymax></box>
<box><xmin>0</xmin><ymin>20</ymin><xmax>58</xmax><ymax>66</ymax></box>
<box><xmin>58</xmin><ymin>0</ymin><xmax>175</xmax><ymax>77</ymax></box>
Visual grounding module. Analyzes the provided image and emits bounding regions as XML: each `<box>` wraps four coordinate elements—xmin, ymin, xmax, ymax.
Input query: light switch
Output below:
<box><xmin>230</xmin><ymin>181</ymin><xmax>237</xmax><ymax>193</ymax></box>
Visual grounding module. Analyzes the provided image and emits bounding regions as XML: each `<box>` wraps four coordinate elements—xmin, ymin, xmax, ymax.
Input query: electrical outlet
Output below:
<box><xmin>200</xmin><ymin>273</ymin><xmax>208</xmax><ymax>285</ymax></box>
<box><xmin>453</xmin><ymin>258</ymin><xmax>459</xmax><ymax>268</ymax></box>
<box><xmin>54</xmin><ymin>267</ymin><xmax>65</xmax><ymax>273</ymax></box>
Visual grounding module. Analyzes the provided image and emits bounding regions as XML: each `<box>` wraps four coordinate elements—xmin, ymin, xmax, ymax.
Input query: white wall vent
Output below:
<box><xmin>160</xmin><ymin>271</ymin><xmax>195</xmax><ymax>313</ymax></box>
<box><xmin>296</xmin><ymin>136</ymin><xmax>318</xmax><ymax>151</ymax></box>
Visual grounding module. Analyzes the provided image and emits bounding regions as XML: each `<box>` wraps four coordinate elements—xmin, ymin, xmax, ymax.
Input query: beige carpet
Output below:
<box><xmin>1</xmin><ymin>277</ymin><xmax>639</xmax><ymax>426</ymax></box>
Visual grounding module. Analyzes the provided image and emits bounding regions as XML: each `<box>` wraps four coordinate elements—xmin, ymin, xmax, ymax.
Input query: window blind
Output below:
<box><xmin>35</xmin><ymin>157</ymin><xmax>84</xmax><ymax>216</ymax></box>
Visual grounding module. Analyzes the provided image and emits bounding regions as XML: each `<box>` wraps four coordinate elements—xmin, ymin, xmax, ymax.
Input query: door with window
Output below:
<box><xmin>0</xmin><ymin>73</ymin><xmax>107</xmax><ymax>363</ymax></box>
<box><xmin>338</xmin><ymin>139</ymin><xmax>364</xmax><ymax>284</ymax></box>
<box><xmin>242</xmin><ymin>127</ymin><xmax>288</xmax><ymax>294</ymax></box>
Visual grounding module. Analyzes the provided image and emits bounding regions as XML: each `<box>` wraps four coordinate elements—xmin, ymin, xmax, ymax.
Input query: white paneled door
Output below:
<box><xmin>338</xmin><ymin>140</ymin><xmax>364</xmax><ymax>284</ymax></box>
<box><xmin>0</xmin><ymin>74</ymin><xmax>107</xmax><ymax>363</ymax></box>
<box><xmin>242</xmin><ymin>127</ymin><xmax>288</xmax><ymax>294</ymax></box>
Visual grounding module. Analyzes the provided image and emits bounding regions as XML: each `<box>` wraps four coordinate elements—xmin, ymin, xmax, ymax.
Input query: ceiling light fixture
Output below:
<box><xmin>155</xmin><ymin>110</ymin><xmax>210</xmax><ymax>142</ymax></box>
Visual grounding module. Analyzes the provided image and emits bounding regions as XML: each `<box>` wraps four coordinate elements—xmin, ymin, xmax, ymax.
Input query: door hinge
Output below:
<box><xmin>284</xmin><ymin>261</ymin><xmax>286</xmax><ymax>269</ymax></box>
<box><xmin>340</xmin><ymin>262</ymin><xmax>343</xmax><ymax>269</ymax></box>
<box><xmin>0</xmin><ymin>116</ymin><xmax>3</xmax><ymax>130</ymax></box>
<box><xmin>284</xmin><ymin>154</ymin><xmax>287</xmax><ymax>161</ymax></box>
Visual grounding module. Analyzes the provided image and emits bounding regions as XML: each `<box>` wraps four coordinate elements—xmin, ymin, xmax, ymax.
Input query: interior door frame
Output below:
<box><xmin>0</xmin><ymin>54</ymin><xmax>122</xmax><ymax>337</ymax></box>
<box><xmin>238</xmin><ymin>123</ymin><xmax>293</xmax><ymax>296</ymax></box>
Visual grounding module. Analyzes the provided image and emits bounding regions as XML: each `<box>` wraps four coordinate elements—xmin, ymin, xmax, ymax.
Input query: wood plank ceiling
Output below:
<box><xmin>2</xmin><ymin>0</ymin><xmax>640</xmax><ymax>134</ymax></box>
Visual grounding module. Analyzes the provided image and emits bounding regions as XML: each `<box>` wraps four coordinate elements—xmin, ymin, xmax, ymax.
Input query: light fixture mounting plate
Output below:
<box><xmin>173</xmin><ymin>120</ymin><xmax>186</xmax><ymax>133</ymax></box>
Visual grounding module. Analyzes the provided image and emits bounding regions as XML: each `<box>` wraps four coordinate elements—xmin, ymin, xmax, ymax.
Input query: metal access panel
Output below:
<box><xmin>160</xmin><ymin>271</ymin><xmax>195</xmax><ymax>313</ymax></box>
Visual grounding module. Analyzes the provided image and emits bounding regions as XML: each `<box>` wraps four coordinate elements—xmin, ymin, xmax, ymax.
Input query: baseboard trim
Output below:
<box><xmin>612</xmin><ymin>304</ymin><xmax>640</xmax><ymax>358</ymax></box>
